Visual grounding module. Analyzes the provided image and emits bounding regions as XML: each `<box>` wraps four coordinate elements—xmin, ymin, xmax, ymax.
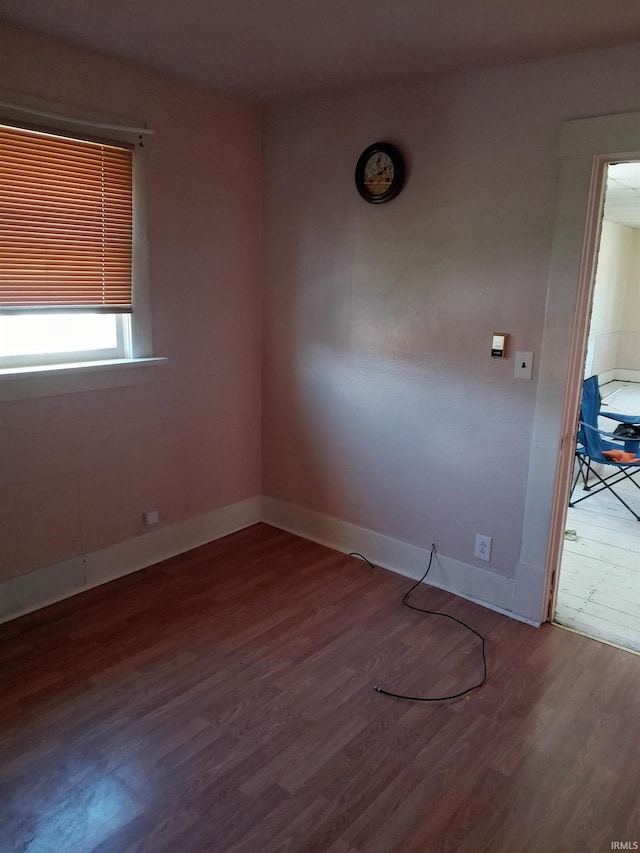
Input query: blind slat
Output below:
<box><xmin>0</xmin><ymin>124</ymin><xmax>133</xmax><ymax>311</ymax></box>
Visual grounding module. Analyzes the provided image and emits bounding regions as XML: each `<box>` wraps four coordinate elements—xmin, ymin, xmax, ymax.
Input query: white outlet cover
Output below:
<box><xmin>475</xmin><ymin>534</ymin><xmax>492</xmax><ymax>561</ymax></box>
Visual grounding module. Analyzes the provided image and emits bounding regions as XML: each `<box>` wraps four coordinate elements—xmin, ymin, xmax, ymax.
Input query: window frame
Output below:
<box><xmin>0</xmin><ymin>98</ymin><xmax>155</xmax><ymax>376</ymax></box>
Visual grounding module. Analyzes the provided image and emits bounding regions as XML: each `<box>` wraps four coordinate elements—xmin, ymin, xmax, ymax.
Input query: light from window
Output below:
<box><xmin>0</xmin><ymin>313</ymin><xmax>119</xmax><ymax>357</ymax></box>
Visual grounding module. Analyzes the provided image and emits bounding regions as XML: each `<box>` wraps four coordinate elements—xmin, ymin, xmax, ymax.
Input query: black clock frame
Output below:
<box><xmin>355</xmin><ymin>141</ymin><xmax>405</xmax><ymax>204</ymax></box>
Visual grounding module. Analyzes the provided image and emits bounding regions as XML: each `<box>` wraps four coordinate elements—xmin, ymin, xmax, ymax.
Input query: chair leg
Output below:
<box><xmin>569</xmin><ymin>455</ymin><xmax>584</xmax><ymax>506</ymax></box>
<box><xmin>569</xmin><ymin>454</ymin><xmax>596</xmax><ymax>501</ymax></box>
<box><xmin>616</xmin><ymin>467</ymin><xmax>640</xmax><ymax>492</ymax></box>
<box><xmin>568</xmin><ymin>462</ymin><xmax>640</xmax><ymax>521</ymax></box>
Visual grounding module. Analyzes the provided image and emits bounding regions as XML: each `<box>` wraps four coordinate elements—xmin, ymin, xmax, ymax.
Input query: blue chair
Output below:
<box><xmin>569</xmin><ymin>376</ymin><xmax>640</xmax><ymax>520</ymax></box>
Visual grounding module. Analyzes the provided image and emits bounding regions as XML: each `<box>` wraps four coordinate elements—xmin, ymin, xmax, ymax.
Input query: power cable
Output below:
<box><xmin>349</xmin><ymin>545</ymin><xmax>487</xmax><ymax>702</ymax></box>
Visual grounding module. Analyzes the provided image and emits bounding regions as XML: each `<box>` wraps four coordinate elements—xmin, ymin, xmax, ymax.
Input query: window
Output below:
<box><xmin>0</xmin><ymin>122</ymin><xmax>134</xmax><ymax>369</ymax></box>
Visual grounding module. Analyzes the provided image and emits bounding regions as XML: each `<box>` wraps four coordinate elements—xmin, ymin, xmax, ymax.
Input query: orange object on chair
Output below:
<box><xmin>602</xmin><ymin>449</ymin><xmax>640</xmax><ymax>463</ymax></box>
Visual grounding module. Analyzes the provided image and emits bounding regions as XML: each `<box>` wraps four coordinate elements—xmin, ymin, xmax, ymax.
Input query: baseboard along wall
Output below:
<box><xmin>0</xmin><ymin>494</ymin><xmax>543</xmax><ymax>627</ymax></box>
<box><xmin>0</xmin><ymin>496</ymin><xmax>261</xmax><ymax>625</ymax></box>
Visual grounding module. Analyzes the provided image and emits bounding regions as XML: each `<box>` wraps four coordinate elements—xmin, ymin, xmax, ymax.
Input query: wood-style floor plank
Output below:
<box><xmin>1</xmin><ymin>523</ymin><xmax>639</xmax><ymax>852</ymax></box>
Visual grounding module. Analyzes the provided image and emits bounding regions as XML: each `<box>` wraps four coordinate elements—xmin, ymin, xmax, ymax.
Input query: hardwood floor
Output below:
<box><xmin>1</xmin><ymin>523</ymin><xmax>639</xmax><ymax>852</ymax></box>
<box><xmin>556</xmin><ymin>381</ymin><xmax>640</xmax><ymax>653</ymax></box>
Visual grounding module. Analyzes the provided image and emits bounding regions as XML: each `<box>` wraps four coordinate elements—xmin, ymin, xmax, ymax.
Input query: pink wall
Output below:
<box><xmin>262</xmin><ymin>44</ymin><xmax>640</xmax><ymax>576</ymax></box>
<box><xmin>0</xmin><ymin>23</ymin><xmax>262</xmax><ymax>582</ymax></box>
<box><xmin>1</xmin><ymin>20</ymin><xmax>639</xmax><ymax>593</ymax></box>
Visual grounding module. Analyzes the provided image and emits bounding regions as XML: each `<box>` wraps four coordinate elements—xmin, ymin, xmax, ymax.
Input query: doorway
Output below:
<box><xmin>553</xmin><ymin>161</ymin><xmax>640</xmax><ymax>653</ymax></box>
<box><xmin>514</xmin><ymin>111</ymin><xmax>639</xmax><ymax>628</ymax></box>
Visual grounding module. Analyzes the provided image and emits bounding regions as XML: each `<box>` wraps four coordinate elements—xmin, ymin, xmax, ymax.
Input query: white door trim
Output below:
<box><xmin>515</xmin><ymin>111</ymin><xmax>640</xmax><ymax>625</ymax></box>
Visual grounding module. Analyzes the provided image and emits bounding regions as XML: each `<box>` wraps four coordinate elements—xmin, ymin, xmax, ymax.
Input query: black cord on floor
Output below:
<box><xmin>348</xmin><ymin>552</ymin><xmax>376</xmax><ymax>569</ymax></box>
<box><xmin>351</xmin><ymin>545</ymin><xmax>487</xmax><ymax>702</ymax></box>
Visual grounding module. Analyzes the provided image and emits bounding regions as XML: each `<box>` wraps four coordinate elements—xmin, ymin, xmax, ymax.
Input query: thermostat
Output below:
<box><xmin>491</xmin><ymin>333</ymin><xmax>509</xmax><ymax>359</ymax></box>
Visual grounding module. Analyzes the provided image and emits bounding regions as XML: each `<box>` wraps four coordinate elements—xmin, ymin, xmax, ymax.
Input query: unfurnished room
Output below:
<box><xmin>0</xmin><ymin>2</ymin><xmax>639</xmax><ymax>851</ymax></box>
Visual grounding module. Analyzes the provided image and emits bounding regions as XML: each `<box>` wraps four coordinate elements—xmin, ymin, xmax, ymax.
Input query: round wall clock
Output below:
<box><xmin>355</xmin><ymin>141</ymin><xmax>405</xmax><ymax>204</ymax></box>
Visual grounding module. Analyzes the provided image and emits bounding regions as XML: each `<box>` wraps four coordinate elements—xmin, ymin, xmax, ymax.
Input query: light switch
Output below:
<box><xmin>514</xmin><ymin>351</ymin><xmax>534</xmax><ymax>380</ymax></box>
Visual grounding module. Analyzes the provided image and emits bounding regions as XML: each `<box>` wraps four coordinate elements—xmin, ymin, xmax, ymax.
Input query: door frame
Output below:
<box><xmin>543</xmin><ymin>154</ymin><xmax>608</xmax><ymax>620</ymax></box>
<box><xmin>513</xmin><ymin>111</ymin><xmax>640</xmax><ymax>625</ymax></box>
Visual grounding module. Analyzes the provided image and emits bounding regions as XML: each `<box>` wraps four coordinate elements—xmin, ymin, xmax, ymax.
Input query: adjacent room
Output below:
<box><xmin>0</xmin><ymin>2</ymin><xmax>639</xmax><ymax>850</ymax></box>
<box><xmin>555</xmin><ymin>162</ymin><xmax>640</xmax><ymax>652</ymax></box>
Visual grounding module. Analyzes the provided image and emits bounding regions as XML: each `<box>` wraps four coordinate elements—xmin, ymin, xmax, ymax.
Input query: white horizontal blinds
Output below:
<box><xmin>0</xmin><ymin>123</ymin><xmax>133</xmax><ymax>312</ymax></box>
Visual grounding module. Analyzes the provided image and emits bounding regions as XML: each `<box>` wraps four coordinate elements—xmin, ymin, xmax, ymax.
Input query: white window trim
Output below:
<box><xmin>0</xmin><ymin>93</ymin><xmax>160</xmax><ymax>392</ymax></box>
<box><xmin>0</xmin><ymin>356</ymin><xmax>168</xmax><ymax>402</ymax></box>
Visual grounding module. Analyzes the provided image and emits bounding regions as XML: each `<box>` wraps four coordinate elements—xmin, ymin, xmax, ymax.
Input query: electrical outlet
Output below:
<box><xmin>144</xmin><ymin>509</ymin><xmax>159</xmax><ymax>526</ymax></box>
<box><xmin>475</xmin><ymin>534</ymin><xmax>492</xmax><ymax>561</ymax></box>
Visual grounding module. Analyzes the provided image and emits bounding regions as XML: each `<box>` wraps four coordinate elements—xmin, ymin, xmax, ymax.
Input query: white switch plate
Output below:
<box><xmin>514</xmin><ymin>351</ymin><xmax>534</xmax><ymax>380</ymax></box>
<box><xmin>144</xmin><ymin>509</ymin><xmax>159</xmax><ymax>525</ymax></box>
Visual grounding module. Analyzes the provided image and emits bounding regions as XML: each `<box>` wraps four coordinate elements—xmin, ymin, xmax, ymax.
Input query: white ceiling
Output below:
<box><xmin>604</xmin><ymin>163</ymin><xmax>640</xmax><ymax>229</ymax></box>
<box><xmin>1</xmin><ymin>0</ymin><xmax>640</xmax><ymax>102</ymax></box>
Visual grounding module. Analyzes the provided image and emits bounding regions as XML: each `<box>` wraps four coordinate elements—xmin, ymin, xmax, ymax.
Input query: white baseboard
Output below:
<box><xmin>512</xmin><ymin>561</ymin><xmax>548</xmax><ymax>625</ymax></box>
<box><xmin>614</xmin><ymin>369</ymin><xmax>640</xmax><ymax>383</ymax></box>
<box><xmin>1</xmin><ymin>493</ymin><xmax>543</xmax><ymax>628</ymax></box>
<box><xmin>598</xmin><ymin>369</ymin><xmax>616</xmax><ymax>386</ymax></box>
<box><xmin>0</xmin><ymin>495</ymin><xmax>261</xmax><ymax>625</ymax></box>
<box><xmin>262</xmin><ymin>496</ymin><xmax>541</xmax><ymax>626</ymax></box>
<box><xmin>601</xmin><ymin>369</ymin><xmax>640</xmax><ymax>386</ymax></box>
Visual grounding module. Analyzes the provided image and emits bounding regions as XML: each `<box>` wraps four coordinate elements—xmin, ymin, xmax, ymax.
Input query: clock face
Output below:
<box><xmin>355</xmin><ymin>142</ymin><xmax>404</xmax><ymax>204</ymax></box>
<box><xmin>363</xmin><ymin>151</ymin><xmax>394</xmax><ymax>197</ymax></box>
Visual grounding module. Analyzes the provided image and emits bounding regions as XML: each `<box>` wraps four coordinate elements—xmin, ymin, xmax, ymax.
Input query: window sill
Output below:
<box><xmin>0</xmin><ymin>357</ymin><xmax>168</xmax><ymax>401</ymax></box>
